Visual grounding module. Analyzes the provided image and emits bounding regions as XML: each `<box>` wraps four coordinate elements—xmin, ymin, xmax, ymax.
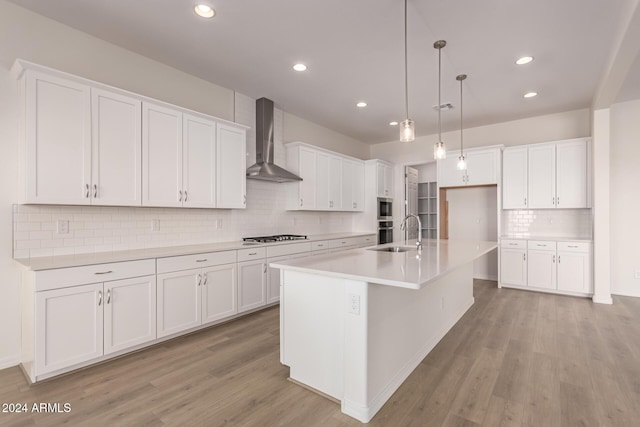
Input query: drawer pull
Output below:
<box><xmin>94</xmin><ymin>270</ymin><xmax>113</xmax><ymax>275</ymax></box>
<box><xmin>248</xmin><ymin>252</ymin><xmax>258</xmax><ymax>256</ymax></box>
<box><xmin>508</xmin><ymin>243</ymin><xmax>518</xmax><ymax>245</ymax></box>
<box><xmin>98</xmin><ymin>290</ymin><xmax>102</xmax><ymax>306</ymax></box>
<box><xmin>317</xmin><ymin>244</ymin><xmax>324</xmax><ymax>247</ymax></box>
<box><xmin>202</xmin><ymin>273</ymin><xmax>207</xmax><ymax>286</ymax></box>
<box><xmin>197</xmin><ymin>274</ymin><xmax>202</xmax><ymax>286</ymax></box>
<box><xmin>341</xmin><ymin>241</ymin><xmax>347</xmax><ymax>244</ymax></box>
<box><xmin>568</xmin><ymin>245</ymin><xmax>578</xmax><ymax>248</ymax></box>
<box><xmin>536</xmin><ymin>244</ymin><xmax>547</xmax><ymax>247</ymax></box>
<box><xmin>196</xmin><ymin>259</ymin><xmax>208</xmax><ymax>262</ymax></box>
<box><xmin>107</xmin><ymin>289</ymin><xmax>111</xmax><ymax>304</ymax></box>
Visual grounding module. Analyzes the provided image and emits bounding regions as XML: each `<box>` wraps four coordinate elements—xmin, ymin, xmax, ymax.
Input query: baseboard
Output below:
<box><xmin>593</xmin><ymin>296</ymin><xmax>614</xmax><ymax>304</ymax></box>
<box><xmin>343</xmin><ymin>297</ymin><xmax>475</xmax><ymax>423</ymax></box>
<box><xmin>474</xmin><ymin>274</ymin><xmax>498</xmax><ymax>281</ymax></box>
<box><xmin>0</xmin><ymin>355</ymin><xmax>20</xmax><ymax>371</ymax></box>
<box><xmin>611</xmin><ymin>290</ymin><xmax>640</xmax><ymax>298</ymax></box>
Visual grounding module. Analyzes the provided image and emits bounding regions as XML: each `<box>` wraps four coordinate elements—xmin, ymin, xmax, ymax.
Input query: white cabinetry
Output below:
<box><xmin>376</xmin><ymin>161</ymin><xmax>394</xmax><ymax>198</ymax></box>
<box><xmin>216</xmin><ymin>124</ymin><xmax>247</xmax><ymax>209</ymax></box>
<box><xmin>502</xmin><ymin>147</ymin><xmax>528</xmax><ymax>209</ymax></box>
<box><xmin>286</xmin><ymin>143</ymin><xmax>365</xmax><ymax>211</ymax></box>
<box><xmin>528</xmin><ymin>145</ymin><xmax>556</xmax><ymax>208</ymax></box>
<box><xmin>238</xmin><ymin>260</ymin><xmax>267</xmax><ymax>313</ymax></box>
<box><xmin>556</xmin><ymin>140</ymin><xmax>589</xmax><ymax>208</ymax></box>
<box><xmin>526</xmin><ymin>241</ymin><xmax>557</xmax><ymax>290</ymax></box>
<box><xmin>182</xmin><ymin>114</ymin><xmax>216</xmax><ymax>208</ymax></box>
<box><xmin>557</xmin><ymin>242</ymin><xmax>592</xmax><ymax>293</ymax></box>
<box><xmin>156</xmin><ymin>251</ymin><xmax>238</xmax><ymax>337</ymax></box>
<box><xmin>499</xmin><ymin>240</ymin><xmax>527</xmax><ymax>287</ymax></box>
<box><xmin>437</xmin><ymin>147</ymin><xmax>500</xmax><ymax>188</ymax></box>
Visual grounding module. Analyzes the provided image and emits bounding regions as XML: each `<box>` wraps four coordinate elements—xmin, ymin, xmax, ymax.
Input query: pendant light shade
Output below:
<box><xmin>434</xmin><ymin>40</ymin><xmax>447</xmax><ymax>159</ymax></box>
<box><xmin>456</xmin><ymin>74</ymin><xmax>467</xmax><ymax>170</ymax></box>
<box><xmin>400</xmin><ymin>0</ymin><xmax>414</xmax><ymax>142</ymax></box>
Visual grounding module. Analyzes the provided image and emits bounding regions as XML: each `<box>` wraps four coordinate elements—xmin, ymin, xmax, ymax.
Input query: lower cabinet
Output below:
<box><xmin>238</xmin><ymin>260</ymin><xmax>267</xmax><ymax>313</ymax></box>
<box><xmin>527</xmin><ymin>245</ymin><xmax>557</xmax><ymax>290</ymax></box>
<box><xmin>35</xmin><ymin>274</ymin><xmax>156</xmax><ymax>375</ymax></box>
<box><xmin>557</xmin><ymin>247</ymin><xmax>592</xmax><ymax>293</ymax></box>
<box><xmin>499</xmin><ymin>245</ymin><xmax>527</xmax><ymax>287</ymax></box>
<box><xmin>157</xmin><ymin>263</ymin><xmax>237</xmax><ymax>338</ymax></box>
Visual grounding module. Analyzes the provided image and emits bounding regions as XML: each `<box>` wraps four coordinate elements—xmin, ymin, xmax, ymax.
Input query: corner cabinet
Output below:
<box><xmin>285</xmin><ymin>142</ymin><xmax>365</xmax><ymax>211</ymax></box>
<box><xmin>13</xmin><ymin>59</ymin><xmax>247</xmax><ymax>209</ymax></box>
<box><xmin>502</xmin><ymin>138</ymin><xmax>591</xmax><ymax>210</ymax></box>
<box><xmin>437</xmin><ymin>147</ymin><xmax>501</xmax><ymax>188</ymax></box>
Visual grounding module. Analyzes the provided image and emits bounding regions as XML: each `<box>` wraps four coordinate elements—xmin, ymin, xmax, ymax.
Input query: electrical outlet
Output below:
<box><xmin>348</xmin><ymin>294</ymin><xmax>360</xmax><ymax>315</ymax></box>
<box><xmin>56</xmin><ymin>220</ymin><xmax>69</xmax><ymax>234</ymax></box>
<box><xmin>151</xmin><ymin>220</ymin><xmax>160</xmax><ymax>232</ymax></box>
<box><xmin>635</xmin><ymin>270</ymin><xmax>640</xmax><ymax>279</ymax></box>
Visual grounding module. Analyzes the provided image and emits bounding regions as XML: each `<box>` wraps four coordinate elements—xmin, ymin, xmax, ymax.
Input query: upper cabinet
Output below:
<box><xmin>285</xmin><ymin>142</ymin><xmax>365</xmax><ymax>212</ymax></box>
<box><xmin>502</xmin><ymin>138</ymin><xmax>591</xmax><ymax>210</ymax></box>
<box><xmin>22</xmin><ymin>70</ymin><xmax>92</xmax><ymax>205</ymax></box>
<box><xmin>374</xmin><ymin>161</ymin><xmax>394</xmax><ymax>198</ymax></box>
<box><xmin>14</xmin><ymin>60</ymin><xmax>247</xmax><ymax>209</ymax></box>
<box><xmin>437</xmin><ymin>147</ymin><xmax>500</xmax><ymax>188</ymax></box>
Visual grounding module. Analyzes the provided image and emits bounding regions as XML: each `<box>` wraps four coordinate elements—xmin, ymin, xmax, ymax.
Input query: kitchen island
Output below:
<box><xmin>270</xmin><ymin>239</ymin><xmax>497</xmax><ymax>423</ymax></box>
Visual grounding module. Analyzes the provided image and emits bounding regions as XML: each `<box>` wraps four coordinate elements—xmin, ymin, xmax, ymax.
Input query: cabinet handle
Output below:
<box><xmin>317</xmin><ymin>244</ymin><xmax>324</xmax><ymax>247</ymax></box>
<box><xmin>558</xmin><ymin>256</ymin><xmax>561</xmax><ymax>263</ymax></box>
<box><xmin>202</xmin><ymin>273</ymin><xmax>207</xmax><ymax>286</ymax></box>
<box><xmin>523</xmin><ymin>253</ymin><xmax>526</xmax><ymax>261</ymax></box>
<box><xmin>553</xmin><ymin>255</ymin><xmax>556</xmax><ymax>263</ymax></box>
<box><xmin>243</xmin><ymin>195</ymin><xmax>247</xmax><ymax>205</ymax></box>
<box><xmin>248</xmin><ymin>252</ymin><xmax>257</xmax><ymax>256</ymax></box>
<box><xmin>93</xmin><ymin>184</ymin><xmax>97</xmax><ymax>198</ymax></box>
<box><xmin>524</xmin><ymin>197</ymin><xmax>527</xmax><ymax>206</ymax></box>
<box><xmin>568</xmin><ymin>245</ymin><xmax>578</xmax><ymax>248</ymax></box>
<box><xmin>98</xmin><ymin>290</ymin><xmax>102</xmax><ymax>306</ymax></box>
<box><xmin>196</xmin><ymin>259</ymin><xmax>208</xmax><ymax>263</ymax></box>
<box><xmin>85</xmin><ymin>184</ymin><xmax>90</xmax><ymax>198</ymax></box>
<box><xmin>557</xmin><ymin>197</ymin><xmax>560</xmax><ymax>205</ymax></box>
<box><xmin>537</xmin><ymin>244</ymin><xmax>547</xmax><ymax>247</ymax></box>
<box><xmin>184</xmin><ymin>190</ymin><xmax>188</xmax><ymax>202</ymax></box>
<box><xmin>300</xmin><ymin>198</ymin><xmax>303</xmax><ymax>207</ymax></box>
<box><xmin>552</xmin><ymin>197</ymin><xmax>556</xmax><ymax>205</ymax></box>
<box><xmin>179</xmin><ymin>190</ymin><xmax>183</xmax><ymax>202</ymax></box>
<box><xmin>107</xmin><ymin>289</ymin><xmax>111</xmax><ymax>304</ymax></box>
<box><xmin>197</xmin><ymin>274</ymin><xmax>202</xmax><ymax>286</ymax></box>
<box><xmin>94</xmin><ymin>270</ymin><xmax>113</xmax><ymax>275</ymax></box>
<box><xmin>263</xmin><ymin>263</ymin><xmax>267</xmax><ymax>273</ymax></box>
<box><xmin>508</xmin><ymin>243</ymin><xmax>518</xmax><ymax>246</ymax></box>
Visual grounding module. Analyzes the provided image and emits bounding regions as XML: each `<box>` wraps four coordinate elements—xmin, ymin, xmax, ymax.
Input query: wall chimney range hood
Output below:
<box><xmin>246</xmin><ymin>98</ymin><xmax>302</xmax><ymax>183</ymax></box>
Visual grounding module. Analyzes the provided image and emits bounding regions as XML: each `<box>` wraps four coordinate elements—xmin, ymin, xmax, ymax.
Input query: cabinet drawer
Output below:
<box><xmin>157</xmin><ymin>251</ymin><xmax>236</xmax><ymax>274</ymax></box>
<box><xmin>527</xmin><ymin>240</ymin><xmax>557</xmax><ymax>251</ymax></box>
<box><xmin>35</xmin><ymin>259</ymin><xmax>155</xmax><ymax>291</ymax></box>
<box><xmin>353</xmin><ymin>235</ymin><xmax>376</xmax><ymax>246</ymax></box>
<box><xmin>266</xmin><ymin>242</ymin><xmax>312</xmax><ymax>258</ymax></box>
<box><xmin>237</xmin><ymin>247</ymin><xmax>267</xmax><ymax>262</ymax></box>
<box><xmin>501</xmin><ymin>239</ymin><xmax>526</xmax><ymax>249</ymax></box>
<box><xmin>328</xmin><ymin>238</ymin><xmax>355</xmax><ymax>249</ymax></box>
<box><xmin>557</xmin><ymin>241</ymin><xmax>591</xmax><ymax>253</ymax></box>
<box><xmin>311</xmin><ymin>241</ymin><xmax>330</xmax><ymax>251</ymax></box>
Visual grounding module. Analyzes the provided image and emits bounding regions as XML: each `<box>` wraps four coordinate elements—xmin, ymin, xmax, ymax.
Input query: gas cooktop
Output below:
<box><xmin>242</xmin><ymin>234</ymin><xmax>308</xmax><ymax>243</ymax></box>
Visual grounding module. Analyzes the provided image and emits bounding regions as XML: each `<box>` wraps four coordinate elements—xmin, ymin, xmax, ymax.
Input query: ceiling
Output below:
<box><xmin>8</xmin><ymin>0</ymin><xmax>634</xmax><ymax>144</ymax></box>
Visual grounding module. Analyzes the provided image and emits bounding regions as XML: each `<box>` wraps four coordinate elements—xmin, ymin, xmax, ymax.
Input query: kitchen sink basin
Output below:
<box><xmin>368</xmin><ymin>245</ymin><xmax>416</xmax><ymax>253</ymax></box>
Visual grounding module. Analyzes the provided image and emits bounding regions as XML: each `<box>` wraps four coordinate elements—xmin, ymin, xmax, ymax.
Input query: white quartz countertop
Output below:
<box><xmin>270</xmin><ymin>239</ymin><xmax>498</xmax><ymax>290</ymax></box>
<box><xmin>500</xmin><ymin>235</ymin><xmax>592</xmax><ymax>242</ymax></box>
<box><xmin>14</xmin><ymin>232</ymin><xmax>376</xmax><ymax>271</ymax></box>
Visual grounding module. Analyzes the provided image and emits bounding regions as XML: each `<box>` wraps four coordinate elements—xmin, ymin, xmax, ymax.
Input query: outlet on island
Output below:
<box><xmin>348</xmin><ymin>294</ymin><xmax>360</xmax><ymax>315</ymax></box>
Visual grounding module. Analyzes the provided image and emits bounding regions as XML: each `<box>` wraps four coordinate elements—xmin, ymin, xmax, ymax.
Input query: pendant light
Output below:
<box><xmin>456</xmin><ymin>74</ymin><xmax>467</xmax><ymax>170</ymax></box>
<box><xmin>433</xmin><ymin>40</ymin><xmax>447</xmax><ymax>159</ymax></box>
<box><xmin>400</xmin><ymin>0</ymin><xmax>415</xmax><ymax>142</ymax></box>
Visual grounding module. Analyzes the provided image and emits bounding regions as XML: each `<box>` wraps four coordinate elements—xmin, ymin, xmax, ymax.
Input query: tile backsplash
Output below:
<box><xmin>501</xmin><ymin>209</ymin><xmax>593</xmax><ymax>239</ymax></box>
<box><xmin>13</xmin><ymin>93</ymin><xmax>359</xmax><ymax>259</ymax></box>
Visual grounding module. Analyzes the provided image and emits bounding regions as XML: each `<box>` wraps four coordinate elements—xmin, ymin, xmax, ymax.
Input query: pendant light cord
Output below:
<box><xmin>404</xmin><ymin>0</ymin><xmax>409</xmax><ymax>120</ymax></box>
<box><xmin>460</xmin><ymin>77</ymin><xmax>463</xmax><ymax>155</ymax></box>
<box><xmin>437</xmin><ymin>45</ymin><xmax>442</xmax><ymax>141</ymax></box>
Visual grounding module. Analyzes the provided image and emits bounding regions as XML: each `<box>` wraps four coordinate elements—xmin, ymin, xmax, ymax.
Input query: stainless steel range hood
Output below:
<box><xmin>246</xmin><ymin>98</ymin><xmax>302</xmax><ymax>183</ymax></box>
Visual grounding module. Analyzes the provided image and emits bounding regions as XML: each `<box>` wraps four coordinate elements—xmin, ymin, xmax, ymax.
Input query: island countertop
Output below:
<box><xmin>270</xmin><ymin>239</ymin><xmax>498</xmax><ymax>290</ymax></box>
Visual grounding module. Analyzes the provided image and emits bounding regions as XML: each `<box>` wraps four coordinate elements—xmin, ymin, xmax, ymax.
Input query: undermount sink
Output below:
<box><xmin>368</xmin><ymin>245</ymin><xmax>416</xmax><ymax>253</ymax></box>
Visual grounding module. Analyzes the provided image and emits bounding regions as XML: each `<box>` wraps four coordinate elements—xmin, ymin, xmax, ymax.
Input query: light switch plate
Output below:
<box><xmin>56</xmin><ymin>220</ymin><xmax>69</xmax><ymax>234</ymax></box>
<box><xmin>151</xmin><ymin>220</ymin><xmax>160</xmax><ymax>232</ymax></box>
<box><xmin>635</xmin><ymin>270</ymin><xmax>640</xmax><ymax>279</ymax></box>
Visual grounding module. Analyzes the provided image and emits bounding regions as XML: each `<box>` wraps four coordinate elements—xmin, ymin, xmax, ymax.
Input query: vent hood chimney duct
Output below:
<box><xmin>246</xmin><ymin>98</ymin><xmax>302</xmax><ymax>183</ymax></box>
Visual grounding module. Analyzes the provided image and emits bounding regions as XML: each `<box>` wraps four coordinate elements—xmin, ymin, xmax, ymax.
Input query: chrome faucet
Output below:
<box><xmin>400</xmin><ymin>213</ymin><xmax>422</xmax><ymax>250</ymax></box>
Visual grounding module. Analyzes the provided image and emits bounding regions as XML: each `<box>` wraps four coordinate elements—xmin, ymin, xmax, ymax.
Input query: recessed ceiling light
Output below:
<box><xmin>389</xmin><ymin>121</ymin><xmax>399</xmax><ymax>126</ymax></box>
<box><xmin>516</xmin><ymin>56</ymin><xmax>534</xmax><ymax>65</ymax></box>
<box><xmin>523</xmin><ymin>91</ymin><xmax>538</xmax><ymax>98</ymax></box>
<box><xmin>194</xmin><ymin>4</ymin><xmax>215</xmax><ymax>18</ymax></box>
<box><xmin>293</xmin><ymin>63</ymin><xmax>307</xmax><ymax>72</ymax></box>
<box><xmin>356</xmin><ymin>101</ymin><xmax>367</xmax><ymax>108</ymax></box>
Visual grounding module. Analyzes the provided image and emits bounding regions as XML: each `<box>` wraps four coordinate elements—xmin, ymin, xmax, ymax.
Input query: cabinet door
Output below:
<box><xmin>352</xmin><ymin>161</ymin><xmax>365</xmax><ymax>211</ymax></box>
<box><xmin>104</xmin><ymin>275</ymin><xmax>156</xmax><ymax>355</ymax></box>
<box><xmin>267</xmin><ymin>253</ymin><xmax>308</xmax><ymax>304</ymax></box>
<box><xmin>316</xmin><ymin>152</ymin><xmax>330</xmax><ymax>210</ymax></box>
<box><xmin>35</xmin><ymin>283</ymin><xmax>103</xmax><ymax>374</ymax></box>
<box><xmin>376</xmin><ymin>163</ymin><xmax>386</xmax><ymax>197</ymax></box>
<box><xmin>384</xmin><ymin>164</ymin><xmax>394</xmax><ymax>198</ymax></box>
<box><xmin>202</xmin><ymin>264</ymin><xmax>237</xmax><ymax>325</ymax></box>
<box><xmin>238</xmin><ymin>260</ymin><xmax>267</xmax><ymax>313</ymax></box>
<box><xmin>527</xmin><ymin>250</ymin><xmax>556</xmax><ymax>289</ymax></box>
<box><xmin>500</xmin><ymin>248</ymin><xmax>527</xmax><ymax>286</ymax></box>
<box><xmin>157</xmin><ymin>268</ymin><xmax>201</xmax><ymax>338</ymax></box>
<box><xmin>437</xmin><ymin>155</ymin><xmax>465</xmax><ymax>188</ymax></box>
<box><xmin>557</xmin><ymin>252</ymin><xmax>591</xmax><ymax>293</ymax></box>
<box><xmin>502</xmin><ymin>148</ymin><xmax>528</xmax><ymax>209</ymax></box>
<box><xmin>528</xmin><ymin>145</ymin><xmax>556</xmax><ymax>208</ymax></box>
<box><xmin>341</xmin><ymin>160</ymin><xmax>354</xmax><ymax>211</ymax></box>
<box><xmin>556</xmin><ymin>140</ymin><xmax>588</xmax><ymax>208</ymax></box>
<box><xmin>142</xmin><ymin>102</ymin><xmax>183</xmax><ymax>207</ymax></box>
<box><xmin>329</xmin><ymin>156</ymin><xmax>342</xmax><ymax>210</ymax></box>
<box><xmin>183</xmin><ymin>114</ymin><xmax>216</xmax><ymax>208</ymax></box>
<box><xmin>91</xmin><ymin>89</ymin><xmax>142</xmax><ymax>206</ymax></box>
<box><xmin>25</xmin><ymin>71</ymin><xmax>91</xmax><ymax>205</ymax></box>
<box><xmin>216</xmin><ymin>124</ymin><xmax>246</xmax><ymax>208</ymax></box>
<box><xmin>298</xmin><ymin>147</ymin><xmax>317</xmax><ymax>209</ymax></box>
<box><xmin>466</xmin><ymin>149</ymin><xmax>498</xmax><ymax>186</ymax></box>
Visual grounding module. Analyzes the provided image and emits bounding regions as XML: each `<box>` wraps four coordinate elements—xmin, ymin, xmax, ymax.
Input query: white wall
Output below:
<box><xmin>446</xmin><ymin>187</ymin><xmax>498</xmax><ymax>280</ymax></box>
<box><xmin>610</xmin><ymin>99</ymin><xmax>640</xmax><ymax>297</ymax></box>
<box><xmin>0</xmin><ymin>0</ymin><xmax>367</xmax><ymax>367</ymax></box>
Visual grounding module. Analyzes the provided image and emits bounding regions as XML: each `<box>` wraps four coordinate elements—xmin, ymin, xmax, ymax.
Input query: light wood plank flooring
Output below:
<box><xmin>1</xmin><ymin>280</ymin><xmax>639</xmax><ymax>426</ymax></box>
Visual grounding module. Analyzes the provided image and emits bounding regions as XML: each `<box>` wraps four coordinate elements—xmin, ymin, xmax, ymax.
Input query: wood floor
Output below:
<box><xmin>1</xmin><ymin>280</ymin><xmax>639</xmax><ymax>427</ymax></box>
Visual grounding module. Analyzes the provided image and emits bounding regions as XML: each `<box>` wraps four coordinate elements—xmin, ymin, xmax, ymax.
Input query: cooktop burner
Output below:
<box><xmin>243</xmin><ymin>234</ymin><xmax>308</xmax><ymax>243</ymax></box>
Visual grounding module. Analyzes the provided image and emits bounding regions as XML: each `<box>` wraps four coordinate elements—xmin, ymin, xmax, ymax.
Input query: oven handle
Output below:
<box><xmin>378</xmin><ymin>227</ymin><xmax>394</xmax><ymax>230</ymax></box>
